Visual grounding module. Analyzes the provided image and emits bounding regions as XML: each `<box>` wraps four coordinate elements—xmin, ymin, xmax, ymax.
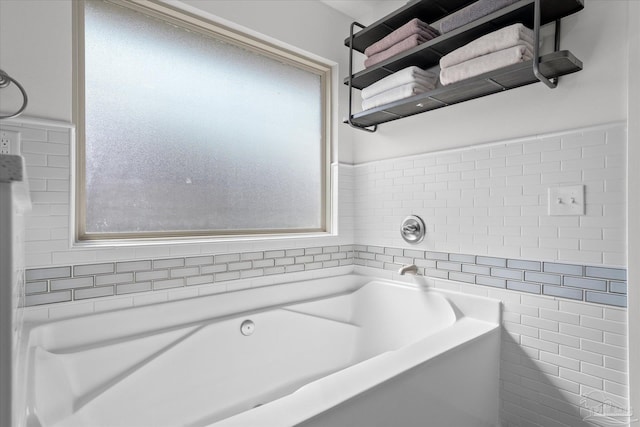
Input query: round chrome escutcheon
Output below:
<box><xmin>400</xmin><ymin>215</ymin><xmax>426</xmax><ymax>244</ymax></box>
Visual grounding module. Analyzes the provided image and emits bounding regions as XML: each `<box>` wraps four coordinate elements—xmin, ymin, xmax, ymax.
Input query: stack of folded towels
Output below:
<box><xmin>439</xmin><ymin>23</ymin><xmax>534</xmax><ymax>86</ymax></box>
<box><xmin>361</xmin><ymin>66</ymin><xmax>438</xmax><ymax>110</ymax></box>
<box><xmin>364</xmin><ymin>18</ymin><xmax>439</xmax><ymax>68</ymax></box>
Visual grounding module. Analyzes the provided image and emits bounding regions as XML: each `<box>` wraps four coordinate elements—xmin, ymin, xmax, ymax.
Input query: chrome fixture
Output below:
<box><xmin>398</xmin><ymin>264</ymin><xmax>418</xmax><ymax>275</ymax></box>
<box><xmin>400</xmin><ymin>215</ymin><xmax>426</xmax><ymax>244</ymax></box>
<box><xmin>240</xmin><ymin>319</ymin><xmax>255</xmax><ymax>336</ymax></box>
<box><xmin>0</xmin><ymin>69</ymin><xmax>28</xmax><ymax>120</ymax></box>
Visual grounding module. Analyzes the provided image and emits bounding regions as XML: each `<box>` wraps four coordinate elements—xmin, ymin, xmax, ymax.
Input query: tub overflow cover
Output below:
<box><xmin>240</xmin><ymin>319</ymin><xmax>255</xmax><ymax>336</ymax></box>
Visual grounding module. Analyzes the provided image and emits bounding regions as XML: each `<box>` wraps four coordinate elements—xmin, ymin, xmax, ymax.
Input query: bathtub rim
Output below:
<box><xmin>19</xmin><ymin>273</ymin><xmax>500</xmax><ymax>348</ymax></box>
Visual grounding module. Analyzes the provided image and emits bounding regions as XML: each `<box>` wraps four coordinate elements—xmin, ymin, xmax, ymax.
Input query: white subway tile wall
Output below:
<box><xmin>352</xmin><ymin>123</ymin><xmax>627</xmax><ymax>267</ymax></box>
<box><xmin>7</xmin><ymin>118</ymin><xmax>630</xmax><ymax>427</ymax></box>
<box><xmin>353</xmin><ymin>246</ymin><xmax>626</xmax><ymax>307</ymax></box>
<box><xmin>23</xmin><ymin>245</ymin><xmax>355</xmax><ymax>307</ymax></box>
<box><xmin>350</xmin><ymin>123</ymin><xmax>629</xmax><ymax>427</ymax></box>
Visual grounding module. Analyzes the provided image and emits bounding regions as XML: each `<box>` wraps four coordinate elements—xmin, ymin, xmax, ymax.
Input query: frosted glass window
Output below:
<box><xmin>78</xmin><ymin>0</ymin><xmax>330</xmax><ymax>239</ymax></box>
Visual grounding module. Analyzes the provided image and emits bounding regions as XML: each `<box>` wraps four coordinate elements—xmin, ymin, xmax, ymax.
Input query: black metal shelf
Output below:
<box><xmin>344</xmin><ymin>0</ymin><xmax>584</xmax><ymax>90</ymax></box>
<box><xmin>344</xmin><ymin>0</ymin><xmax>585</xmax><ymax>132</ymax></box>
<box><xmin>347</xmin><ymin>51</ymin><xmax>582</xmax><ymax>128</ymax></box>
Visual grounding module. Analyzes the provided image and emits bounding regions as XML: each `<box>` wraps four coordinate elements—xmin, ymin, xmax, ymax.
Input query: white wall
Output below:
<box><xmin>0</xmin><ymin>0</ymin><xmax>72</xmax><ymax>122</ymax></box>
<box><xmin>350</xmin><ymin>0</ymin><xmax>629</xmax><ymax>163</ymax></box>
<box><xmin>353</xmin><ymin>123</ymin><xmax>627</xmax><ymax>267</ymax></box>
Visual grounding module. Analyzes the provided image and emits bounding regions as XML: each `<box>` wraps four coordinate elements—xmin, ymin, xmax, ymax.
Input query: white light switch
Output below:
<box><xmin>548</xmin><ymin>185</ymin><xmax>585</xmax><ymax>216</ymax></box>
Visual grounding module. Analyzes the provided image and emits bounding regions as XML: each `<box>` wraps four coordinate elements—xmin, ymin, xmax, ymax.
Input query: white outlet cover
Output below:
<box><xmin>0</xmin><ymin>130</ymin><xmax>20</xmax><ymax>155</ymax></box>
<box><xmin>548</xmin><ymin>185</ymin><xmax>585</xmax><ymax>216</ymax></box>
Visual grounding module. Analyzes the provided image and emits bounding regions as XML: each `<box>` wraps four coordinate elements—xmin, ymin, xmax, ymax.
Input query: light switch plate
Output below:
<box><xmin>548</xmin><ymin>185</ymin><xmax>585</xmax><ymax>216</ymax></box>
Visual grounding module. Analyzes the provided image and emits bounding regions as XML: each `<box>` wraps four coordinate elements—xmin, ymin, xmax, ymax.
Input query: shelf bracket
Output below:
<box><xmin>347</xmin><ymin>21</ymin><xmax>377</xmax><ymax>133</ymax></box>
<box><xmin>532</xmin><ymin>0</ymin><xmax>559</xmax><ymax>89</ymax></box>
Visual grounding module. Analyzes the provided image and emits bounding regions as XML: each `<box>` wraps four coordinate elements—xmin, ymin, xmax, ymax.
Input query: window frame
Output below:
<box><xmin>72</xmin><ymin>0</ymin><xmax>333</xmax><ymax>243</ymax></box>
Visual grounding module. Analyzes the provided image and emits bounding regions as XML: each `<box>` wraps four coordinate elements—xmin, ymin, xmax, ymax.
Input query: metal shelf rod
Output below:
<box><xmin>347</xmin><ymin>22</ymin><xmax>377</xmax><ymax>133</ymax></box>
<box><xmin>533</xmin><ymin>0</ymin><xmax>559</xmax><ymax>88</ymax></box>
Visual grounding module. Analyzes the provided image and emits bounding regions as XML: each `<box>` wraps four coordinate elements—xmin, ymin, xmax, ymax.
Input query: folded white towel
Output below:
<box><xmin>362</xmin><ymin>82</ymin><xmax>432</xmax><ymax>110</ymax></box>
<box><xmin>440</xmin><ymin>44</ymin><xmax>533</xmax><ymax>86</ymax></box>
<box><xmin>440</xmin><ymin>23</ymin><xmax>535</xmax><ymax>69</ymax></box>
<box><xmin>361</xmin><ymin>66</ymin><xmax>438</xmax><ymax>100</ymax></box>
<box><xmin>364</xmin><ymin>34</ymin><xmax>428</xmax><ymax>68</ymax></box>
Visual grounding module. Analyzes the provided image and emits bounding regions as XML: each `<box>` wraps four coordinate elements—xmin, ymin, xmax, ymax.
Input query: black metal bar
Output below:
<box><xmin>347</xmin><ymin>21</ymin><xmax>377</xmax><ymax>133</ymax></box>
<box><xmin>552</xmin><ymin>19</ymin><xmax>562</xmax><ymax>85</ymax></box>
<box><xmin>532</xmin><ymin>0</ymin><xmax>557</xmax><ymax>88</ymax></box>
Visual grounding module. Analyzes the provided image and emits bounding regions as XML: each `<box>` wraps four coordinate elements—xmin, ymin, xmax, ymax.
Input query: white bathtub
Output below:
<box><xmin>18</xmin><ymin>274</ymin><xmax>501</xmax><ymax>427</ymax></box>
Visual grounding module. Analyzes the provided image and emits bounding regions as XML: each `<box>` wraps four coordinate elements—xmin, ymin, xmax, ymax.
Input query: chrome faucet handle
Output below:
<box><xmin>402</xmin><ymin>224</ymin><xmax>418</xmax><ymax>233</ymax></box>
